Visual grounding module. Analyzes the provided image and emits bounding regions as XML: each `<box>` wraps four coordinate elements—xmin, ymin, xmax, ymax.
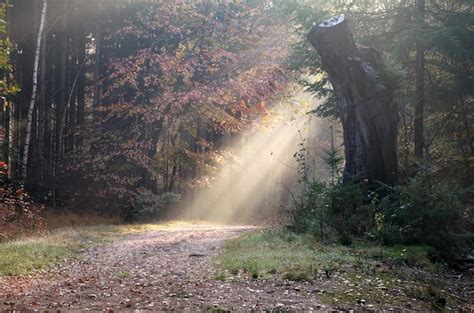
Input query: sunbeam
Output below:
<box><xmin>176</xmin><ymin>95</ymin><xmax>332</xmax><ymax>223</ymax></box>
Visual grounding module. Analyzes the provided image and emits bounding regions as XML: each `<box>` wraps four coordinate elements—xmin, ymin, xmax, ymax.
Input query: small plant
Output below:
<box><xmin>116</xmin><ymin>270</ymin><xmax>133</xmax><ymax>279</ymax></box>
<box><xmin>283</xmin><ymin>269</ymin><xmax>311</xmax><ymax>282</ymax></box>
<box><xmin>213</xmin><ymin>272</ymin><xmax>226</xmax><ymax>281</ymax></box>
<box><xmin>290</xmin><ymin>126</ymin><xmax>347</xmax><ymax>243</ymax></box>
<box><xmin>289</xmin><ymin>179</ymin><xmax>326</xmax><ymax>237</ymax></box>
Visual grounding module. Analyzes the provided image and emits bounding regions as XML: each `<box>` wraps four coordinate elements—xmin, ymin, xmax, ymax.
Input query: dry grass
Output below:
<box><xmin>0</xmin><ymin>220</ymin><xmax>200</xmax><ymax>277</ymax></box>
<box><xmin>44</xmin><ymin>210</ymin><xmax>123</xmax><ymax>229</ymax></box>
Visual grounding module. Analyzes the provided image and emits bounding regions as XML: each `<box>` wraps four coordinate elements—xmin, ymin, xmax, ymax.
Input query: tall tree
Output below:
<box><xmin>414</xmin><ymin>0</ymin><xmax>425</xmax><ymax>159</ymax></box>
<box><xmin>308</xmin><ymin>16</ymin><xmax>399</xmax><ymax>186</ymax></box>
<box><xmin>22</xmin><ymin>0</ymin><xmax>47</xmax><ymax>180</ymax></box>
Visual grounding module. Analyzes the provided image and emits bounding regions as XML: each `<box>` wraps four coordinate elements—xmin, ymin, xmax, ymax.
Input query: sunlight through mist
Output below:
<box><xmin>176</xmin><ymin>93</ymin><xmax>335</xmax><ymax>223</ymax></box>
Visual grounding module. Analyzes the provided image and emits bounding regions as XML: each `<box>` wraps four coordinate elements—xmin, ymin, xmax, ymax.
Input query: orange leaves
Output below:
<box><xmin>0</xmin><ymin>181</ymin><xmax>45</xmax><ymax>240</ymax></box>
<box><xmin>75</xmin><ymin>1</ymin><xmax>291</xmax><ymax>202</ymax></box>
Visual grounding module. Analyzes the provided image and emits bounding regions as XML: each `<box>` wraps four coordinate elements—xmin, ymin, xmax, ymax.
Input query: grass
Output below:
<box><xmin>116</xmin><ymin>270</ymin><xmax>133</xmax><ymax>279</ymax></box>
<box><xmin>216</xmin><ymin>229</ymin><xmax>438</xmax><ymax>280</ymax></box>
<box><xmin>215</xmin><ymin>229</ymin><xmax>356</xmax><ymax>280</ymax></box>
<box><xmin>0</xmin><ymin>241</ymin><xmax>73</xmax><ymax>276</ymax></box>
<box><xmin>0</xmin><ymin>220</ymin><xmax>198</xmax><ymax>277</ymax></box>
<box><xmin>215</xmin><ymin>228</ymin><xmax>459</xmax><ymax>310</ymax></box>
<box><xmin>43</xmin><ymin>210</ymin><xmax>123</xmax><ymax>229</ymax></box>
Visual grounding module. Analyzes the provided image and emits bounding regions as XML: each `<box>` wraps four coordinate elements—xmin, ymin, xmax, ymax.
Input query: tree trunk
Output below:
<box><xmin>308</xmin><ymin>16</ymin><xmax>399</xmax><ymax>186</ymax></box>
<box><xmin>4</xmin><ymin>102</ymin><xmax>10</xmax><ymax>171</ymax></box>
<box><xmin>22</xmin><ymin>0</ymin><xmax>47</xmax><ymax>181</ymax></box>
<box><xmin>57</xmin><ymin>1</ymin><xmax>68</xmax><ymax>160</ymax></box>
<box><xmin>37</xmin><ymin>22</ymin><xmax>47</xmax><ymax>182</ymax></box>
<box><xmin>414</xmin><ymin>0</ymin><xmax>425</xmax><ymax>159</ymax></box>
<box><xmin>93</xmin><ymin>3</ymin><xmax>103</xmax><ymax>108</ymax></box>
<box><xmin>75</xmin><ymin>13</ymin><xmax>86</xmax><ymax>148</ymax></box>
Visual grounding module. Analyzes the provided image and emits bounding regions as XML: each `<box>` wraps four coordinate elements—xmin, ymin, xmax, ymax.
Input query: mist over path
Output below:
<box><xmin>0</xmin><ymin>224</ymin><xmax>323</xmax><ymax>311</ymax></box>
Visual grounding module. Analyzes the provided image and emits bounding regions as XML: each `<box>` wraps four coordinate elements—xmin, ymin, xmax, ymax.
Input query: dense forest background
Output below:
<box><xmin>1</xmin><ymin>0</ymin><xmax>290</xmax><ymax>217</ymax></box>
<box><xmin>0</xmin><ymin>0</ymin><xmax>472</xmax><ymax>257</ymax></box>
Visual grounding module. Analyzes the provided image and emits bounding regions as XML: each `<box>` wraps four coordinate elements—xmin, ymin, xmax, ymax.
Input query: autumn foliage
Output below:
<box><xmin>0</xmin><ymin>166</ymin><xmax>44</xmax><ymax>240</ymax></box>
<box><xmin>60</xmin><ymin>1</ymin><xmax>290</xmax><ymax>215</ymax></box>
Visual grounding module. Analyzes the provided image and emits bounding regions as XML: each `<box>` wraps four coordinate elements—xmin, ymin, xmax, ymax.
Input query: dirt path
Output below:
<box><xmin>0</xmin><ymin>224</ymin><xmax>324</xmax><ymax>311</ymax></box>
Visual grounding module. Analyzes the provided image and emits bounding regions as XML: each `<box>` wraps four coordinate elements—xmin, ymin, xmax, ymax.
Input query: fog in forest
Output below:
<box><xmin>171</xmin><ymin>92</ymin><xmax>339</xmax><ymax>223</ymax></box>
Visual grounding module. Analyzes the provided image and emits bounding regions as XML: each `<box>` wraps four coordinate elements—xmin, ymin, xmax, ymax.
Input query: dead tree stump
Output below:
<box><xmin>308</xmin><ymin>16</ymin><xmax>398</xmax><ymax>186</ymax></box>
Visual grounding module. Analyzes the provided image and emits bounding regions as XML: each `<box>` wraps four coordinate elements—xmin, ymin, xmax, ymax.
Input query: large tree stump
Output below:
<box><xmin>308</xmin><ymin>16</ymin><xmax>399</xmax><ymax>186</ymax></box>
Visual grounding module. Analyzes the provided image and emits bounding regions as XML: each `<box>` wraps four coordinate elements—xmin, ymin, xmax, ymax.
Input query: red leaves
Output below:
<box><xmin>0</xmin><ymin>181</ymin><xmax>45</xmax><ymax>240</ymax></box>
<box><xmin>72</xmin><ymin>1</ymin><xmax>291</xmax><ymax>201</ymax></box>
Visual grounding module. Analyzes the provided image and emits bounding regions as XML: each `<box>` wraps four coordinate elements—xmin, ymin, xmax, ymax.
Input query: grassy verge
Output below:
<box><xmin>216</xmin><ymin>229</ymin><xmax>434</xmax><ymax>279</ymax></box>
<box><xmin>215</xmin><ymin>229</ymin><xmax>464</xmax><ymax>310</ymax></box>
<box><xmin>0</xmin><ymin>221</ymin><xmax>193</xmax><ymax>277</ymax></box>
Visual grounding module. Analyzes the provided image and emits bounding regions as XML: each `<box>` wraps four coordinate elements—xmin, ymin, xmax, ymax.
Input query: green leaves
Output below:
<box><xmin>0</xmin><ymin>3</ymin><xmax>18</xmax><ymax>96</ymax></box>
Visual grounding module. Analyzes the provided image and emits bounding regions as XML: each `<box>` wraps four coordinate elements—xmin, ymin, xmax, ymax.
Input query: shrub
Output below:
<box><xmin>289</xmin><ymin>180</ymin><xmax>326</xmax><ymax>236</ymax></box>
<box><xmin>126</xmin><ymin>188</ymin><xmax>180</xmax><ymax>222</ymax></box>
<box><xmin>290</xmin><ymin>166</ymin><xmax>472</xmax><ymax>258</ymax></box>
<box><xmin>378</xmin><ymin>168</ymin><xmax>472</xmax><ymax>258</ymax></box>
<box><xmin>289</xmin><ymin>179</ymin><xmax>368</xmax><ymax>245</ymax></box>
<box><xmin>0</xmin><ymin>180</ymin><xmax>45</xmax><ymax>240</ymax></box>
<box><xmin>290</xmin><ymin>135</ymin><xmax>472</xmax><ymax>259</ymax></box>
<box><xmin>325</xmin><ymin>181</ymin><xmax>365</xmax><ymax>245</ymax></box>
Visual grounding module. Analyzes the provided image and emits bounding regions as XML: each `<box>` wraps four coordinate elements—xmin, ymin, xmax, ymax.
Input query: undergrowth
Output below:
<box><xmin>216</xmin><ymin>228</ymin><xmax>462</xmax><ymax>310</ymax></box>
<box><xmin>215</xmin><ymin>229</ymin><xmax>436</xmax><ymax>280</ymax></box>
<box><xmin>290</xmin><ymin>138</ymin><xmax>473</xmax><ymax>259</ymax></box>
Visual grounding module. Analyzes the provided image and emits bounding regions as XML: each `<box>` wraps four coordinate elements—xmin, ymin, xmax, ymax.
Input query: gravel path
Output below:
<box><xmin>0</xmin><ymin>224</ymin><xmax>324</xmax><ymax>311</ymax></box>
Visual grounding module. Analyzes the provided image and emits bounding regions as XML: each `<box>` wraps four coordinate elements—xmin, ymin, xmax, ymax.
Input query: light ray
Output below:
<box><xmin>177</xmin><ymin>95</ymin><xmax>334</xmax><ymax>223</ymax></box>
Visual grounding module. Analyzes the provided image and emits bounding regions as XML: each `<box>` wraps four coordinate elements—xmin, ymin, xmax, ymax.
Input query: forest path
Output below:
<box><xmin>0</xmin><ymin>224</ymin><xmax>322</xmax><ymax>311</ymax></box>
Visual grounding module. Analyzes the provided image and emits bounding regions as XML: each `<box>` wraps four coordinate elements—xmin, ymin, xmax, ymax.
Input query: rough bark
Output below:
<box><xmin>308</xmin><ymin>16</ymin><xmax>399</xmax><ymax>186</ymax></box>
<box><xmin>22</xmin><ymin>0</ymin><xmax>47</xmax><ymax>181</ymax></box>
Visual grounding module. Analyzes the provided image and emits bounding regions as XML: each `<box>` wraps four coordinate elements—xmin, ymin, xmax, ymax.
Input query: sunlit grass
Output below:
<box><xmin>216</xmin><ymin>229</ymin><xmax>352</xmax><ymax>280</ymax></box>
<box><xmin>0</xmin><ymin>220</ymin><xmax>201</xmax><ymax>277</ymax></box>
<box><xmin>215</xmin><ymin>229</ymin><xmax>435</xmax><ymax>281</ymax></box>
<box><xmin>215</xmin><ymin>229</ymin><xmax>454</xmax><ymax>309</ymax></box>
<box><xmin>0</xmin><ymin>241</ymin><xmax>72</xmax><ymax>276</ymax></box>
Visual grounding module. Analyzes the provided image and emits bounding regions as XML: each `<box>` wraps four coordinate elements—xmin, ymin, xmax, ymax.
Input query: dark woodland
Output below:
<box><xmin>0</xmin><ymin>0</ymin><xmax>472</xmax><ymax>311</ymax></box>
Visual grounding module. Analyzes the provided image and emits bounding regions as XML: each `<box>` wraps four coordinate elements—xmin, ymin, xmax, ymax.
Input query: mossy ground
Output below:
<box><xmin>215</xmin><ymin>229</ymin><xmax>468</xmax><ymax>310</ymax></box>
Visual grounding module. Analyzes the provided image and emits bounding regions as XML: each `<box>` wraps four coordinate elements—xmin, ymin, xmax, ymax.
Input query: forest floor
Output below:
<box><xmin>0</xmin><ymin>223</ymin><xmax>472</xmax><ymax>311</ymax></box>
<box><xmin>0</xmin><ymin>223</ymin><xmax>323</xmax><ymax>311</ymax></box>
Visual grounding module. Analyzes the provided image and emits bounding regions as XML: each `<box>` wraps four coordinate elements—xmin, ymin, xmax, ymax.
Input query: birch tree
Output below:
<box><xmin>22</xmin><ymin>0</ymin><xmax>47</xmax><ymax>180</ymax></box>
